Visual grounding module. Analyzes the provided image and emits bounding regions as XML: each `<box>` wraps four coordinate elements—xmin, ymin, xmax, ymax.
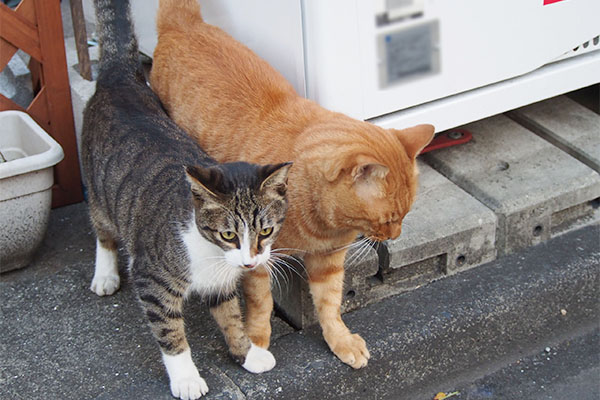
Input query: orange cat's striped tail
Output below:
<box><xmin>156</xmin><ymin>0</ymin><xmax>203</xmax><ymax>35</ymax></box>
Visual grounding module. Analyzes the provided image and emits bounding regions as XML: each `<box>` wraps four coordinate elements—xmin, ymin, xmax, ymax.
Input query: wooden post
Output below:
<box><xmin>34</xmin><ymin>0</ymin><xmax>84</xmax><ymax>207</ymax></box>
<box><xmin>69</xmin><ymin>0</ymin><xmax>92</xmax><ymax>81</ymax></box>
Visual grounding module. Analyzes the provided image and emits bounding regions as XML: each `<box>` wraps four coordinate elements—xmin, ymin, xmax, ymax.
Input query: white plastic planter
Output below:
<box><xmin>0</xmin><ymin>110</ymin><xmax>64</xmax><ymax>272</ymax></box>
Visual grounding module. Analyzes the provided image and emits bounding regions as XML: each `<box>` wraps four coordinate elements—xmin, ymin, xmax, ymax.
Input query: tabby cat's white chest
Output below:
<box><xmin>180</xmin><ymin>218</ymin><xmax>244</xmax><ymax>297</ymax></box>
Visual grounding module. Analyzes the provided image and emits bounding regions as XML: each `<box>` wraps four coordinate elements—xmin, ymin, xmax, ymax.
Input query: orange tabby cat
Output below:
<box><xmin>151</xmin><ymin>0</ymin><xmax>434</xmax><ymax>369</ymax></box>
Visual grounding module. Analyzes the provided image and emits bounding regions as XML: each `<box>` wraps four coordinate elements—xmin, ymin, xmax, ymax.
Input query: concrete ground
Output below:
<box><xmin>1</xmin><ymin>204</ymin><xmax>598</xmax><ymax>400</ymax></box>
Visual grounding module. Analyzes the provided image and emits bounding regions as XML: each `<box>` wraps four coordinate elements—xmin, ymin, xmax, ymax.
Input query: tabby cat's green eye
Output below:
<box><xmin>259</xmin><ymin>227</ymin><xmax>273</xmax><ymax>237</ymax></box>
<box><xmin>220</xmin><ymin>231</ymin><xmax>236</xmax><ymax>241</ymax></box>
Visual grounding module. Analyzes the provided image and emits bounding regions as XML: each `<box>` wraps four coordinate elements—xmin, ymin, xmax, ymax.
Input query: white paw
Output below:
<box><xmin>163</xmin><ymin>349</ymin><xmax>208</xmax><ymax>400</ymax></box>
<box><xmin>170</xmin><ymin>376</ymin><xmax>209</xmax><ymax>400</ymax></box>
<box><xmin>242</xmin><ymin>343</ymin><xmax>276</xmax><ymax>373</ymax></box>
<box><xmin>90</xmin><ymin>275</ymin><xmax>120</xmax><ymax>296</ymax></box>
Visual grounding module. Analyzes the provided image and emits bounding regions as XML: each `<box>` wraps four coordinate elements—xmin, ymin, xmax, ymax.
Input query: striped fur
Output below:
<box><xmin>151</xmin><ymin>0</ymin><xmax>435</xmax><ymax>369</ymax></box>
<box><xmin>82</xmin><ymin>1</ymin><xmax>290</xmax><ymax>398</ymax></box>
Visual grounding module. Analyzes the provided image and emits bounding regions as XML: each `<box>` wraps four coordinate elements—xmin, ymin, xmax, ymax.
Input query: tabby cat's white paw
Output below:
<box><xmin>90</xmin><ymin>275</ymin><xmax>120</xmax><ymax>296</ymax></box>
<box><xmin>170</xmin><ymin>376</ymin><xmax>209</xmax><ymax>400</ymax></box>
<box><xmin>163</xmin><ymin>349</ymin><xmax>208</xmax><ymax>400</ymax></box>
<box><xmin>242</xmin><ymin>343</ymin><xmax>276</xmax><ymax>373</ymax></box>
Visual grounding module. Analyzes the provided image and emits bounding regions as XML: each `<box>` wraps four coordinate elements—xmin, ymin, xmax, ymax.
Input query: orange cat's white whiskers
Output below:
<box><xmin>323</xmin><ymin>237</ymin><xmax>367</xmax><ymax>256</ymax></box>
<box><xmin>345</xmin><ymin>238</ymin><xmax>373</xmax><ymax>268</ymax></box>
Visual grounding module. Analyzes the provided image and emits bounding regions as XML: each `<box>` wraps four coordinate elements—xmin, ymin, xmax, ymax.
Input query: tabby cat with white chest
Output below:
<box><xmin>81</xmin><ymin>1</ymin><xmax>291</xmax><ymax>398</ymax></box>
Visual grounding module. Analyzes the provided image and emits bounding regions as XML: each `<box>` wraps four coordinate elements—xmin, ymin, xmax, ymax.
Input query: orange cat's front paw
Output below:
<box><xmin>327</xmin><ymin>332</ymin><xmax>370</xmax><ymax>369</ymax></box>
<box><xmin>248</xmin><ymin>333</ymin><xmax>270</xmax><ymax>349</ymax></box>
<box><xmin>247</xmin><ymin>323</ymin><xmax>271</xmax><ymax>349</ymax></box>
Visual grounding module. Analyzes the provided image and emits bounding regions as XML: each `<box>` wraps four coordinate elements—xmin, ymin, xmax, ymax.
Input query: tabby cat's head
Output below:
<box><xmin>185</xmin><ymin>162</ymin><xmax>292</xmax><ymax>269</ymax></box>
<box><xmin>316</xmin><ymin>123</ymin><xmax>435</xmax><ymax>242</ymax></box>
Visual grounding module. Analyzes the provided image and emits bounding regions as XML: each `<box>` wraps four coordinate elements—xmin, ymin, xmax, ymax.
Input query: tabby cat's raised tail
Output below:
<box><xmin>157</xmin><ymin>0</ymin><xmax>203</xmax><ymax>35</ymax></box>
<box><xmin>94</xmin><ymin>0</ymin><xmax>143</xmax><ymax>82</ymax></box>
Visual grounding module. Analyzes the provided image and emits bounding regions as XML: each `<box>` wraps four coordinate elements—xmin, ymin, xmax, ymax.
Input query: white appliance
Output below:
<box><xmin>127</xmin><ymin>0</ymin><xmax>600</xmax><ymax>132</ymax></box>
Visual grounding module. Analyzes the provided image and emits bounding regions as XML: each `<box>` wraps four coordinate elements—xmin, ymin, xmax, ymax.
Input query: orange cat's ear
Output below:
<box><xmin>392</xmin><ymin>124</ymin><xmax>435</xmax><ymax>159</ymax></box>
<box><xmin>351</xmin><ymin>162</ymin><xmax>389</xmax><ymax>182</ymax></box>
<box><xmin>351</xmin><ymin>158</ymin><xmax>389</xmax><ymax>199</ymax></box>
<box><xmin>320</xmin><ymin>158</ymin><xmax>346</xmax><ymax>182</ymax></box>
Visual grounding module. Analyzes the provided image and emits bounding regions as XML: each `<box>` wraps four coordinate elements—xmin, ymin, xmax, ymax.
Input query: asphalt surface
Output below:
<box><xmin>1</xmin><ymin>203</ymin><xmax>598</xmax><ymax>399</ymax></box>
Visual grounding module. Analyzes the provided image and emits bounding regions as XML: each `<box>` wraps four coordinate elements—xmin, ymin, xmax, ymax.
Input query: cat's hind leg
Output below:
<box><xmin>210</xmin><ymin>296</ymin><xmax>276</xmax><ymax>373</ymax></box>
<box><xmin>89</xmin><ymin>213</ymin><xmax>120</xmax><ymax>296</ymax></box>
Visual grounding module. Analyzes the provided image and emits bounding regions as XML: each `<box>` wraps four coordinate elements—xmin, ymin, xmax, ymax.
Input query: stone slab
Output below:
<box><xmin>274</xmin><ymin>161</ymin><xmax>498</xmax><ymax>328</ymax></box>
<box><xmin>384</xmin><ymin>161</ymin><xmax>497</xmax><ymax>276</ymax></box>
<box><xmin>423</xmin><ymin>114</ymin><xmax>600</xmax><ymax>255</ymax></box>
<box><xmin>508</xmin><ymin>95</ymin><xmax>600</xmax><ymax>172</ymax></box>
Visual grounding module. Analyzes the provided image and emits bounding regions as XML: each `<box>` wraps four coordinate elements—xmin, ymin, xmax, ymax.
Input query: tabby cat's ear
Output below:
<box><xmin>392</xmin><ymin>124</ymin><xmax>435</xmax><ymax>160</ymax></box>
<box><xmin>259</xmin><ymin>162</ymin><xmax>293</xmax><ymax>196</ymax></box>
<box><xmin>185</xmin><ymin>165</ymin><xmax>225</xmax><ymax>200</ymax></box>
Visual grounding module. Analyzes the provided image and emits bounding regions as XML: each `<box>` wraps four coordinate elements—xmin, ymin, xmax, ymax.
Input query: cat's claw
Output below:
<box><xmin>90</xmin><ymin>275</ymin><xmax>120</xmax><ymax>296</ymax></box>
<box><xmin>170</xmin><ymin>376</ymin><xmax>209</xmax><ymax>400</ymax></box>
<box><xmin>329</xmin><ymin>332</ymin><xmax>370</xmax><ymax>369</ymax></box>
<box><xmin>242</xmin><ymin>342</ymin><xmax>276</xmax><ymax>373</ymax></box>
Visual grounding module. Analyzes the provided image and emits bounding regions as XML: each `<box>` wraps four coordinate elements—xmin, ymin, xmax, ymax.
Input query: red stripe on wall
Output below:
<box><xmin>544</xmin><ymin>0</ymin><xmax>566</xmax><ymax>5</ymax></box>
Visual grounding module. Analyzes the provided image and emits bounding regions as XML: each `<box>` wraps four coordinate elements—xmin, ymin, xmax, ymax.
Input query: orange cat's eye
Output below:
<box><xmin>259</xmin><ymin>227</ymin><xmax>273</xmax><ymax>237</ymax></box>
<box><xmin>220</xmin><ymin>231</ymin><xmax>236</xmax><ymax>241</ymax></box>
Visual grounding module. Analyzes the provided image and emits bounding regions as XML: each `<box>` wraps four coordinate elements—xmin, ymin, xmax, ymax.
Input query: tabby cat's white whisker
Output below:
<box><xmin>267</xmin><ymin>260</ymin><xmax>291</xmax><ymax>296</ymax></box>
<box><xmin>265</xmin><ymin>262</ymin><xmax>283</xmax><ymax>295</ymax></box>
<box><xmin>270</xmin><ymin>255</ymin><xmax>308</xmax><ymax>282</ymax></box>
<box><xmin>270</xmin><ymin>261</ymin><xmax>290</xmax><ymax>287</ymax></box>
<box><xmin>271</xmin><ymin>246</ymin><xmax>307</xmax><ymax>255</ymax></box>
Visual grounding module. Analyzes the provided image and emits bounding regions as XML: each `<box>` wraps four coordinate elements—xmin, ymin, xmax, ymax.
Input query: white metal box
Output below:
<box><xmin>129</xmin><ymin>0</ymin><xmax>600</xmax><ymax>132</ymax></box>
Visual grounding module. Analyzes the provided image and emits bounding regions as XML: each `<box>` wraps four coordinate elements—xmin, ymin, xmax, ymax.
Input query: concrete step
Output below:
<box><xmin>423</xmin><ymin>113</ymin><xmax>600</xmax><ymax>256</ymax></box>
<box><xmin>274</xmin><ymin>162</ymin><xmax>498</xmax><ymax>328</ymax></box>
<box><xmin>507</xmin><ymin>95</ymin><xmax>600</xmax><ymax>172</ymax></box>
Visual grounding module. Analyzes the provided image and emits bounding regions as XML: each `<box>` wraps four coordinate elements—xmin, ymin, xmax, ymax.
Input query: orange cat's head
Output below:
<box><xmin>312</xmin><ymin>123</ymin><xmax>434</xmax><ymax>242</ymax></box>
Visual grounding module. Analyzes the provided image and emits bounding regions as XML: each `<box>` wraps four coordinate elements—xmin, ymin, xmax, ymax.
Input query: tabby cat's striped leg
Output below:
<box><xmin>242</xmin><ymin>266</ymin><xmax>274</xmax><ymax>349</ymax></box>
<box><xmin>210</xmin><ymin>296</ymin><xmax>276</xmax><ymax>373</ymax></box>
<box><xmin>134</xmin><ymin>270</ymin><xmax>208</xmax><ymax>400</ymax></box>
<box><xmin>305</xmin><ymin>251</ymin><xmax>371</xmax><ymax>369</ymax></box>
